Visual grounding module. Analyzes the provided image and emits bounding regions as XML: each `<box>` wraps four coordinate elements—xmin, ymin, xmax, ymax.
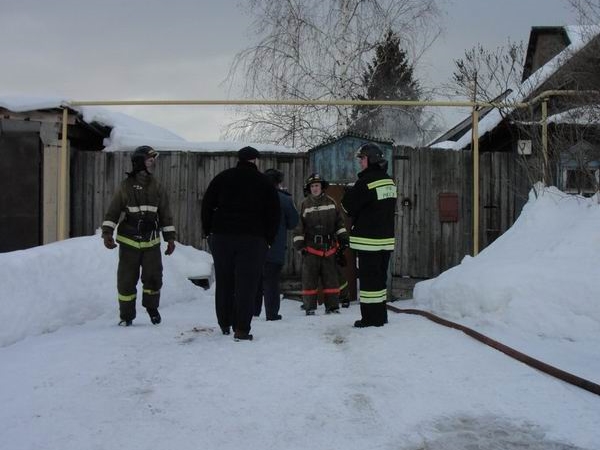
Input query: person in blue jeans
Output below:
<box><xmin>254</xmin><ymin>168</ymin><xmax>299</xmax><ymax>320</ymax></box>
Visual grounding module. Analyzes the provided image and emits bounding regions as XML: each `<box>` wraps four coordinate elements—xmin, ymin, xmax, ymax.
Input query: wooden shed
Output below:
<box><xmin>0</xmin><ymin>105</ymin><xmax>106</xmax><ymax>252</ymax></box>
<box><xmin>308</xmin><ymin>132</ymin><xmax>394</xmax><ymax>182</ymax></box>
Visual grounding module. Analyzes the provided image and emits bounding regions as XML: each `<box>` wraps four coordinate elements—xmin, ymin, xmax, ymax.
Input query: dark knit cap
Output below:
<box><xmin>238</xmin><ymin>146</ymin><xmax>260</xmax><ymax>161</ymax></box>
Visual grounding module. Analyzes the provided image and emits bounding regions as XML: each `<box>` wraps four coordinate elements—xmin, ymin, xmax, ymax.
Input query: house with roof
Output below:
<box><xmin>429</xmin><ymin>25</ymin><xmax>600</xmax><ymax>197</ymax></box>
<box><xmin>398</xmin><ymin>25</ymin><xmax>600</xmax><ymax>280</ymax></box>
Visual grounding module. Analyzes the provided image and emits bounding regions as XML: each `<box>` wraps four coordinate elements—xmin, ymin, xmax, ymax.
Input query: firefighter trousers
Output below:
<box><xmin>117</xmin><ymin>244</ymin><xmax>163</xmax><ymax>321</ymax></box>
<box><xmin>301</xmin><ymin>252</ymin><xmax>339</xmax><ymax>311</ymax></box>
<box><xmin>357</xmin><ymin>250</ymin><xmax>391</xmax><ymax>326</ymax></box>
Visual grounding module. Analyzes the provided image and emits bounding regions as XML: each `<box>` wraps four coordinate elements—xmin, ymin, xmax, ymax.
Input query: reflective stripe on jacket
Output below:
<box><xmin>101</xmin><ymin>171</ymin><xmax>176</xmax><ymax>249</ymax></box>
<box><xmin>341</xmin><ymin>166</ymin><xmax>396</xmax><ymax>252</ymax></box>
<box><xmin>293</xmin><ymin>193</ymin><xmax>347</xmax><ymax>251</ymax></box>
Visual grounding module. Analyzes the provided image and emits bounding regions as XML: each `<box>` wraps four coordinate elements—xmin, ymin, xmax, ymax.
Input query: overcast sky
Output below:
<box><xmin>0</xmin><ymin>0</ymin><xmax>577</xmax><ymax>141</ymax></box>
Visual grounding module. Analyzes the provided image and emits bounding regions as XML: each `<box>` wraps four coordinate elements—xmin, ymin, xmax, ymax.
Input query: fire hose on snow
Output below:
<box><xmin>386</xmin><ymin>304</ymin><xmax>600</xmax><ymax>397</ymax></box>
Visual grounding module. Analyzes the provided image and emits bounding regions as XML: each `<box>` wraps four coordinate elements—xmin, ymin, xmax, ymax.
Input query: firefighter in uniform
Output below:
<box><xmin>293</xmin><ymin>174</ymin><xmax>349</xmax><ymax>315</ymax></box>
<box><xmin>341</xmin><ymin>143</ymin><xmax>396</xmax><ymax>328</ymax></box>
<box><xmin>102</xmin><ymin>145</ymin><xmax>176</xmax><ymax>326</ymax></box>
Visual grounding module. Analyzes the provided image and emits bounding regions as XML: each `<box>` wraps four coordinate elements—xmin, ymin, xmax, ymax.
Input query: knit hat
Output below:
<box><xmin>238</xmin><ymin>146</ymin><xmax>260</xmax><ymax>161</ymax></box>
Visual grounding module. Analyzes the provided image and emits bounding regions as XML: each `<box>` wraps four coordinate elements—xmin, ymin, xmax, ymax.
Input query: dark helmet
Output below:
<box><xmin>131</xmin><ymin>145</ymin><xmax>158</xmax><ymax>172</ymax></box>
<box><xmin>355</xmin><ymin>143</ymin><xmax>385</xmax><ymax>166</ymax></box>
<box><xmin>264</xmin><ymin>168</ymin><xmax>284</xmax><ymax>186</ymax></box>
<box><xmin>304</xmin><ymin>173</ymin><xmax>329</xmax><ymax>193</ymax></box>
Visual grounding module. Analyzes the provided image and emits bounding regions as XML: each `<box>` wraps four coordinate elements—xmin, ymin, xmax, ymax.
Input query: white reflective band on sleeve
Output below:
<box><xmin>102</xmin><ymin>220</ymin><xmax>117</xmax><ymax>229</ymax></box>
<box><xmin>336</xmin><ymin>228</ymin><xmax>347</xmax><ymax>235</ymax></box>
<box><xmin>162</xmin><ymin>226</ymin><xmax>176</xmax><ymax>232</ymax></box>
<box><xmin>293</xmin><ymin>236</ymin><xmax>305</xmax><ymax>242</ymax></box>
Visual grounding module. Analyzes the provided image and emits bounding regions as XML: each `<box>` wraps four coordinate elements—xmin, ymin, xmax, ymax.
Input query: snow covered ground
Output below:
<box><xmin>0</xmin><ymin>185</ymin><xmax>599</xmax><ymax>450</ymax></box>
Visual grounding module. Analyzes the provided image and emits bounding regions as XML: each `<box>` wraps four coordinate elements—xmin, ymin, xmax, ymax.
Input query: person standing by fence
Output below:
<box><xmin>101</xmin><ymin>145</ymin><xmax>176</xmax><ymax>327</ymax></box>
<box><xmin>341</xmin><ymin>143</ymin><xmax>396</xmax><ymax>328</ymax></box>
<box><xmin>293</xmin><ymin>173</ymin><xmax>349</xmax><ymax>315</ymax></box>
<box><xmin>201</xmin><ymin>146</ymin><xmax>280</xmax><ymax>341</ymax></box>
<box><xmin>254</xmin><ymin>168</ymin><xmax>299</xmax><ymax>321</ymax></box>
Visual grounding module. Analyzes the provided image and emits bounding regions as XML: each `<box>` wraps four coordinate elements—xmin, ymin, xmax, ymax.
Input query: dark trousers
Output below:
<box><xmin>357</xmin><ymin>251</ymin><xmax>391</xmax><ymax>326</ymax></box>
<box><xmin>209</xmin><ymin>234</ymin><xmax>268</xmax><ymax>333</ymax></box>
<box><xmin>255</xmin><ymin>262</ymin><xmax>283</xmax><ymax>319</ymax></box>
<box><xmin>117</xmin><ymin>244</ymin><xmax>163</xmax><ymax>321</ymax></box>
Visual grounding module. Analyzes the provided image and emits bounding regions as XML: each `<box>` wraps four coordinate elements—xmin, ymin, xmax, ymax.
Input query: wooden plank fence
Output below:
<box><xmin>71</xmin><ymin>148</ymin><xmax>532</xmax><ymax>283</ymax></box>
<box><xmin>71</xmin><ymin>151</ymin><xmax>309</xmax><ymax>276</ymax></box>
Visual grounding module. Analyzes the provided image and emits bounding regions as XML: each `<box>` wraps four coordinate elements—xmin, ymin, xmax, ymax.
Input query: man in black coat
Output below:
<box><xmin>201</xmin><ymin>146</ymin><xmax>280</xmax><ymax>341</ymax></box>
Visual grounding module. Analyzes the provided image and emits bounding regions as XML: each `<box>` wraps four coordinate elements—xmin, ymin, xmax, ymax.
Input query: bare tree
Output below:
<box><xmin>223</xmin><ymin>0</ymin><xmax>442</xmax><ymax>149</ymax></box>
<box><xmin>568</xmin><ymin>0</ymin><xmax>600</xmax><ymax>24</ymax></box>
<box><xmin>445</xmin><ymin>39</ymin><xmax>525</xmax><ymax>103</ymax></box>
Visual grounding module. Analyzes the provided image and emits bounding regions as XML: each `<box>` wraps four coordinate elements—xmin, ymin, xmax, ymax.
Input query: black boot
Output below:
<box><xmin>147</xmin><ymin>308</ymin><xmax>161</xmax><ymax>325</ymax></box>
<box><xmin>233</xmin><ymin>331</ymin><xmax>253</xmax><ymax>341</ymax></box>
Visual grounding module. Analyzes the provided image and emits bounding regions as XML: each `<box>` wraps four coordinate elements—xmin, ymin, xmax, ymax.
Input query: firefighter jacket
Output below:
<box><xmin>293</xmin><ymin>193</ymin><xmax>348</xmax><ymax>255</ymax></box>
<box><xmin>341</xmin><ymin>165</ymin><xmax>396</xmax><ymax>252</ymax></box>
<box><xmin>101</xmin><ymin>171</ymin><xmax>176</xmax><ymax>250</ymax></box>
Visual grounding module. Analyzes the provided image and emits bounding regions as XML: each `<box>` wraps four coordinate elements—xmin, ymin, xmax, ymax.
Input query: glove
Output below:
<box><xmin>165</xmin><ymin>240</ymin><xmax>176</xmax><ymax>255</ymax></box>
<box><xmin>338</xmin><ymin>237</ymin><xmax>349</xmax><ymax>251</ymax></box>
<box><xmin>103</xmin><ymin>233</ymin><xmax>117</xmax><ymax>249</ymax></box>
<box><xmin>335</xmin><ymin>248</ymin><xmax>347</xmax><ymax>267</ymax></box>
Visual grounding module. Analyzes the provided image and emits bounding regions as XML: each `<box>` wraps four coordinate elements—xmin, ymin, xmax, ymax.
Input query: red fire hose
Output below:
<box><xmin>387</xmin><ymin>304</ymin><xmax>600</xmax><ymax>397</ymax></box>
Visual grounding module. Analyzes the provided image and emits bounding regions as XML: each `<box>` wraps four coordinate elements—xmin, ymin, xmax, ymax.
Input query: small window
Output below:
<box><xmin>563</xmin><ymin>167</ymin><xmax>599</xmax><ymax>196</ymax></box>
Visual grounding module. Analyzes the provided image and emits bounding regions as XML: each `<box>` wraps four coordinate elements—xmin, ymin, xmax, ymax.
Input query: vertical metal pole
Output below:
<box><xmin>541</xmin><ymin>99</ymin><xmax>549</xmax><ymax>185</ymax></box>
<box><xmin>472</xmin><ymin>108</ymin><xmax>480</xmax><ymax>256</ymax></box>
<box><xmin>58</xmin><ymin>107</ymin><xmax>69</xmax><ymax>240</ymax></box>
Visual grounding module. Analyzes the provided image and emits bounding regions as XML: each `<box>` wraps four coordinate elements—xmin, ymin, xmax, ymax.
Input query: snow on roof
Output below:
<box><xmin>547</xmin><ymin>105</ymin><xmax>600</xmax><ymax>125</ymax></box>
<box><xmin>429</xmin><ymin>140</ymin><xmax>459</xmax><ymax>150</ymax></box>
<box><xmin>0</xmin><ymin>94</ymin><xmax>300</xmax><ymax>154</ymax></box>
<box><xmin>442</xmin><ymin>25</ymin><xmax>600</xmax><ymax>151</ymax></box>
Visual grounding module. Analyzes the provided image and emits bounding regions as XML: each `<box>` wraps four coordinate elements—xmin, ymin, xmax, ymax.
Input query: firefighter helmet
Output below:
<box><xmin>131</xmin><ymin>145</ymin><xmax>158</xmax><ymax>172</ymax></box>
<box><xmin>355</xmin><ymin>143</ymin><xmax>384</xmax><ymax>166</ymax></box>
<box><xmin>304</xmin><ymin>173</ymin><xmax>329</xmax><ymax>192</ymax></box>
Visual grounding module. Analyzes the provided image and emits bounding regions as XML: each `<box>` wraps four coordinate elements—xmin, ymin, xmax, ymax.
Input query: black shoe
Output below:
<box><xmin>305</xmin><ymin>309</ymin><xmax>315</xmax><ymax>316</ymax></box>
<box><xmin>300</xmin><ymin>303</ymin><xmax>306</xmax><ymax>310</ymax></box>
<box><xmin>220</xmin><ymin>326</ymin><xmax>231</xmax><ymax>335</ymax></box>
<box><xmin>233</xmin><ymin>331</ymin><xmax>253</xmax><ymax>341</ymax></box>
<box><xmin>147</xmin><ymin>308</ymin><xmax>161</xmax><ymax>325</ymax></box>
<box><xmin>341</xmin><ymin>301</ymin><xmax>350</xmax><ymax>308</ymax></box>
<box><xmin>353</xmin><ymin>319</ymin><xmax>366</xmax><ymax>328</ymax></box>
<box><xmin>326</xmin><ymin>308</ymin><xmax>340</xmax><ymax>314</ymax></box>
<box><xmin>119</xmin><ymin>319</ymin><xmax>133</xmax><ymax>327</ymax></box>
<box><xmin>266</xmin><ymin>314</ymin><xmax>282</xmax><ymax>321</ymax></box>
